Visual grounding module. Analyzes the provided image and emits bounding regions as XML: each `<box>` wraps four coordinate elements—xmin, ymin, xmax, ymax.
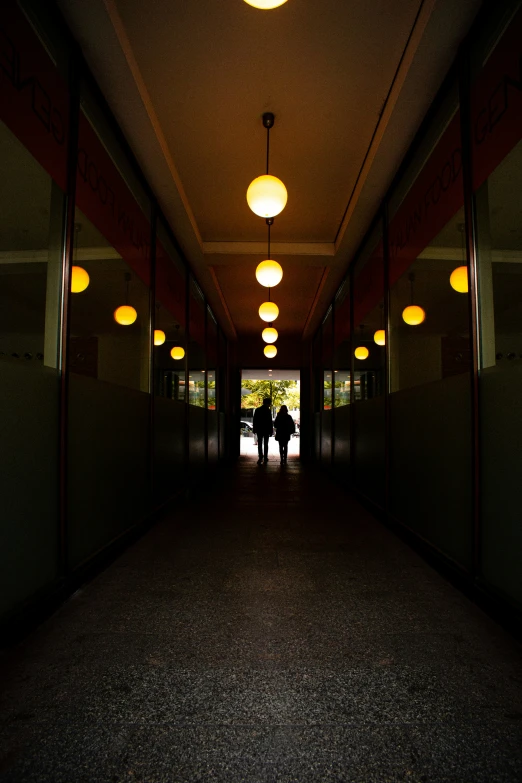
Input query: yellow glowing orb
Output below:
<box><xmin>114</xmin><ymin>305</ymin><xmax>137</xmax><ymax>325</ymax></box>
<box><xmin>71</xmin><ymin>266</ymin><xmax>90</xmax><ymax>293</ymax></box>
<box><xmin>247</xmin><ymin>175</ymin><xmax>287</xmax><ymax>218</ymax></box>
<box><xmin>374</xmin><ymin>329</ymin><xmax>385</xmax><ymax>346</ymax></box>
<box><xmin>450</xmin><ymin>266</ymin><xmax>469</xmax><ymax>293</ymax></box>
<box><xmin>256</xmin><ymin>259</ymin><xmax>283</xmax><ymax>288</ymax></box>
<box><xmin>244</xmin><ymin>0</ymin><xmax>289</xmax><ymax>8</ymax></box>
<box><xmin>402</xmin><ymin>305</ymin><xmax>426</xmax><ymax>326</ymax></box>
<box><xmin>262</xmin><ymin>327</ymin><xmax>278</xmax><ymax>344</ymax></box>
<box><xmin>264</xmin><ymin>344</ymin><xmax>277</xmax><ymax>358</ymax></box>
<box><xmin>354</xmin><ymin>346</ymin><xmax>369</xmax><ymax>360</ymax></box>
<box><xmin>259</xmin><ymin>301</ymin><xmax>279</xmax><ymax>322</ymax></box>
<box><xmin>170</xmin><ymin>346</ymin><xmax>185</xmax><ymax>360</ymax></box>
<box><xmin>154</xmin><ymin>329</ymin><xmax>166</xmax><ymax>346</ymax></box>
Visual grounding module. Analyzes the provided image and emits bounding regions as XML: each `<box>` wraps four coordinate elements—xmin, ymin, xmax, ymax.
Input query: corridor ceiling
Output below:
<box><xmin>57</xmin><ymin>0</ymin><xmax>483</xmax><ymax>345</ymax></box>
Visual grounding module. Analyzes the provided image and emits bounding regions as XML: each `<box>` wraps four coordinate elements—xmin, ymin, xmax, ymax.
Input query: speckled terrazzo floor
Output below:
<box><xmin>1</xmin><ymin>457</ymin><xmax>521</xmax><ymax>783</ymax></box>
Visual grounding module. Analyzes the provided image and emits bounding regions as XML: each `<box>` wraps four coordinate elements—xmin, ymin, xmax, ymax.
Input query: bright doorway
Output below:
<box><xmin>240</xmin><ymin>369</ymin><xmax>300</xmax><ymax>459</ymax></box>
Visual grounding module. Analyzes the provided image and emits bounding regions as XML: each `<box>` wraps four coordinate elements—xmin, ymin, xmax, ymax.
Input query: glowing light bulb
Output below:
<box><xmin>244</xmin><ymin>0</ymin><xmax>289</xmax><ymax>8</ymax></box>
<box><xmin>354</xmin><ymin>346</ymin><xmax>369</xmax><ymax>360</ymax></box>
<box><xmin>374</xmin><ymin>329</ymin><xmax>385</xmax><ymax>346</ymax></box>
<box><xmin>170</xmin><ymin>346</ymin><xmax>185</xmax><ymax>360</ymax></box>
<box><xmin>154</xmin><ymin>330</ymin><xmax>166</xmax><ymax>346</ymax></box>
<box><xmin>256</xmin><ymin>260</ymin><xmax>283</xmax><ymax>287</ymax></box>
<box><xmin>259</xmin><ymin>301</ymin><xmax>279</xmax><ymax>322</ymax></box>
<box><xmin>247</xmin><ymin>175</ymin><xmax>287</xmax><ymax>218</ymax></box>
<box><xmin>262</xmin><ymin>327</ymin><xmax>278</xmax><ymax>344</ymax></box>
<box><xmin>71</xmin><ymin>266</ymin><xmax>90</xmax><ymax>293</ymax></box>
<box><xmin>402</xmin><ymin>305</ymin><xmax>426</xmax><ymax>326</ymax></box>
<box><xmin>449</xmin><ymin>266</ymin><xmax>468</xmax><ymax>293</ymax></box>
<box><xmin>114</xmin><ymin>305</ymin><xmax>137</xmax><ymax>325</ymax></box>
<box><xmin>264</xmin><ymin>345</ymin><xmax>277</xmax><ymax>358</ymax></box>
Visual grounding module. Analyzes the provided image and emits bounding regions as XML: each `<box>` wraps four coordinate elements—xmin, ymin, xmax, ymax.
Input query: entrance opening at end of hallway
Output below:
<box><xmin>240</xmin><ymin>369</ymin><xmax>300</xmax><ymax>460</ymax></box>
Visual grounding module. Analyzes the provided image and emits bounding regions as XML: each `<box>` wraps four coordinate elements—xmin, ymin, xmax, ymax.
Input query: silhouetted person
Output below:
<box><xmin>253</xmin><ymin>397</ymin><xmax>273</xmax><ymax>464</ymax></box>
<box><xmin>274</xmin><ymin>405</ymin><xmax>295</xmax><ymax>464</ymax></box>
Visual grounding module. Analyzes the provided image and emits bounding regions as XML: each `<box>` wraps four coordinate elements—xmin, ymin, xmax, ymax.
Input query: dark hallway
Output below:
<box><xmin>1</xmin><ymin>459</ymin><xmax>521</xmax><ymax>782</ymax></box>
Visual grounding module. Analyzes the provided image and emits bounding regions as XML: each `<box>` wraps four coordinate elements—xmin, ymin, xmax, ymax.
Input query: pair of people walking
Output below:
<box><xmin>253</xmin><ymin>398</ymin><xmax>295</xmax><ymax>464</ymax></box>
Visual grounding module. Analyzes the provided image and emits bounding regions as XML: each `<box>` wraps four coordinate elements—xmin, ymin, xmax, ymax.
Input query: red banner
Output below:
<box><xmin>0</xmin><ymin>0</ymin><xmax>69</xmax><ymax>191</ymax></box>
<box><xmin>76</xmin><ymin>112</ymin><xmax>150</xmax><ymax>286</ymax></box>
<box><xmin>471</xmin><ymin>6</ymin><xmax>522</xmax><ymax>192</ymax></box>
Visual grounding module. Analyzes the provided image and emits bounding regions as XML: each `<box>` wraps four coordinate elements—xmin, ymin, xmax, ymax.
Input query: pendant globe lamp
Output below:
<box><xmin>262</xmin><ymin>326</ymin><xmax>278</xmax><ymax>344</ymax></box>
<box><xmin>154</xmin><ymin>330</ymin><xmax>166</xmax><ymax>346</ymax></box>
<box><xmin>256</xmin><ymin>218</ymin><xmax>283</xmax><ymax>288</ymax></box>
<box><xmin>244</xmin><ymin>0</ymin><xmax>289</xmax><ymax>8</ymax></box>
<box><xmin>402</xmin><ymin>272</ymin><xmax>425</xmax><ymax>326</ymax></box>
<box><xmin>114</xmin><ymin>272</ymin><xmax>138</xmax><ymax>325</ymax></box>
<box><xmin>247</xmin><ymin>113</ymin><xmax>287</xmax><ymax>219</ymax></box>
<box><xmin>70</xmin><ymin>225</ymin><xmax>90</xmax><ymax>293</ymax></box>
<box><xmin>264</xmin><ymin>344</ymin><xmax>277</xmax><ymax>358</ymax></box>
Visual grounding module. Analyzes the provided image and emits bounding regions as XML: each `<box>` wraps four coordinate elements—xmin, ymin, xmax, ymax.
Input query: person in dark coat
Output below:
<box><xmin>253</xmin><ymin>397</ymin><xmax>273</xmax><ymax>464</ymax></box>
<box><xmin>274</xmin><ymin>405</ymin><xmax>295</xmax><ymax>464</ymax></box>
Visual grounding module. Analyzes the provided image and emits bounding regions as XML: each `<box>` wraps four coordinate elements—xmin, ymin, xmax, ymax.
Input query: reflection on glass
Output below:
<box><xmin>154</xmin><ymin>221</ymin><xmax>187</xmax><ymax>401</ymax></box>
<box><xmin>188</xmin><ymin>279</ymin><xmax>206</xmax><ymax>407</ymax></box>
<box><xmin>333</xmin><ymin>280</ymin><xmax>351</xmax><ymax>407</ymax></box>
<box><xmin>69</xmin><ymin>209</ymin><xmax>150</xmax><ymax>392</ymax></box>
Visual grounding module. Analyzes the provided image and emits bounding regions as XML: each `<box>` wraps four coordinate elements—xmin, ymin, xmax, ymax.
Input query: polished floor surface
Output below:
<box><xmin>1</xmin><ymin>457</ymin><xmax>521</xmax><ymax>782</ymax></box>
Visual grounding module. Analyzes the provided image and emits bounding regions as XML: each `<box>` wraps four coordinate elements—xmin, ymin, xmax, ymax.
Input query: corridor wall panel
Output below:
<box><xmin>188</xmin><ymin>405</ymin><xmax>206</xmax><ymax>475</ymax></box>
<box><xmin>354</xmin><ymin>397</ymin><xmax>385</xmax><ymax>510</ymax></box>
<box><xmin>208</xmin><ymin>413</ymin><xmax>219</xmax><ymax>464</ymax></box>
<box><xmin>154</xmin><ymin>397</ymin><xmax>186</xmax><ymax>505</ymax></box>
<box><xmin>332</xmin><ymin>404</ymin><xmax>351</xmax><ymax>476</ymax></box>
<box><xmin>389</xmin><ymin>373</ymin><xmax>472</xmax><ymax>569</ymax></box>
<box><xmin>0</xmin><ymin>364</ymin><xmax>60</xmax><ymax>616</ymax></box>
<box><xmin>67</xmin><ymin>376</ymin><xmax>150</xmax><ymax>568</ymax></box>
<box><xmin>321</xmin><ymin>411</ymin><xmax>332</xmax><ymax>467</ymax></box>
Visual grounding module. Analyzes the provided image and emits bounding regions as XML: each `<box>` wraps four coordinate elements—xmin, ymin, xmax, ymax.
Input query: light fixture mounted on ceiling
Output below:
<box><xmin>244</xmin><ymin>0</ymin><xmax>289</xmax><ymax>8</ymax></box>
<box><xmin>256</xmin><ymin>218</ymin><xmax>283</xmax><ymax>288</ymax></box>
<box><xmin>264</xmin><ymin>345</ymin><xmax>277</xmax><ymax>358</ymax></box>
<box><xmin>247</xmin><ymin>113</ymin><xmax>287</xmax><ymax>219</ymax></box>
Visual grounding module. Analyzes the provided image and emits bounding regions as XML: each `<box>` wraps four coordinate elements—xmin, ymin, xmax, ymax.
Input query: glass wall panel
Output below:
<box><xmin>471</xmin><ymin>6</ymin><xmax>522</xmax><ymax>605</ymax></box>
<box><xmin>153</xmin><ymin>219</ymin><xmax>187</xmax><ymax>503</ymax></box>
<box><xmin>352</xmin><ymin>223</ymin><xmax>385</xmax><ymax>507</ymax></box>
<box><xmin>188</xmin><ymin>279</ymin><xmax>206</xmax><ymax>407</ymax></box>
<box><xmin>155</xmin><ymin>221</ymin><xmax>186</xmax><ymax>401</ymax></box>
<box><xmin>333</xmin><ymin>279</ymin><xmax>351</xmax><ymax>475</ymax></box>
<box><xmin>207</xmin><ymin>309</ymin><xmax>218</xmax><ymax>463</ymax></box>
<box><xmin>68</xmin><ymin>104</ymin><xmax>152</xmax><ymax>568</ymax></box>
<box><xmin>387</xmin><ymin>86</ymin><xmax>472</xmax><ymax>566</ymax></box>
<box><xmin>0</xmin><ymin>2</ymin><xmax>68</xmax><ymax>617</ymax></box>
<box><xmin>322</xmin><ymin>308</ymin><xmax>333</xmax><ymax>410</ymax></box>
<box><xmin>0</xmin><ymin>121</ymin><xmax>63</xmax><ymax>616</ymax></box>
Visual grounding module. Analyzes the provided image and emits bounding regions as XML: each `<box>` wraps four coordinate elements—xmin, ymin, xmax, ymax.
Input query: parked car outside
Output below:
<box><xmin>240</xmin><ymin>421</ymin><xmax>254</xmax><ymax>437</ymax></box>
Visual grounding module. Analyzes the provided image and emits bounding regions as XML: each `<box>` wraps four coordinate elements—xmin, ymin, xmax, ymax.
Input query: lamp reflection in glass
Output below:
<box><xmin>154</xmin><ymin>329</ymin><xmax>166</xmax><ymax>346</ymax></box>
<box><xmin>114</xmin><ymin>272</ymin><xmax>137</xmax><ymax>325</ymax></box>
<box><xmin>114</xmin><ymin>305</ymin><xmax>137</xmax><ymax>325</ymax></box>
<box><xmin>262</xmin><ymin>327</ymin><xmax>278</xmax><ymax>344</ymax></box>
<box><xmin>402</xmin><ymin>273</ymin><xmax>425</xmax><ymax>326</ymax></box>
<box><xmin>402</xmin><ymin>305</ymin><xmax>426</xmax><ymax>326</ymax></box>
<box><xmin>264</xmin><ymin>344</ymin><xmax>277</xmax><ymax>358</ymax></box>
<box><xmin>373</xmin><ymin>329</ymin><xmax>385</xmax><ymax>346</ymax></box>
<box><xmin>71</xmin><ymin>266</ymin><xmax>90</xmax><ymax>293</ymax></box>
<box><xmin>354</xmin><ymin>346</ymin><xmax>369</xmax><ymax>360</ymax></box>
<box><xmin>170</xmin><ymin>346</ymin><xmax>185</xmax><ymax>360</ymax></box>
<box><xmin>450</xmin><ymin>266</ymin><xmax>468</xmax><ymax>293</ymax></box>
<box><xmin>244</xmin><ymin>0</ymin><xmax>289</xmax><ymax>8</ymax></box>
<box><xmin>259</xmin><ymin>301</ymin><xmax>279</xmax><ymax>322</ymax></box>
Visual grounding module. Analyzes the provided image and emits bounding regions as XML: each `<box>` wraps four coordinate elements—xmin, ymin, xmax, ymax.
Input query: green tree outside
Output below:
<box><xmin>241</xmin><ymin>380</ymin><xmax>300</xmax><ymax>412</ymax></box>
